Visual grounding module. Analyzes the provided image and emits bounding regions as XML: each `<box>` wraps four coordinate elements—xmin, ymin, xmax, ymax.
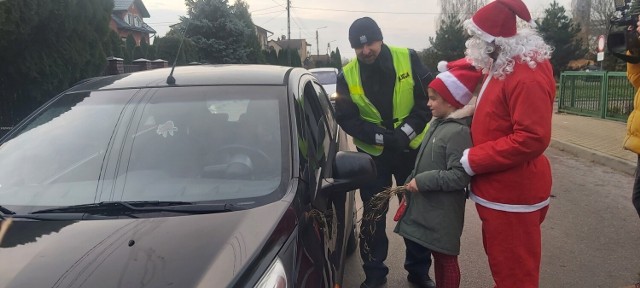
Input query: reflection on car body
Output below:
<box><xmin>309</xmin><ymin>67</ymin><xmax>339</xmax><ymax>104</ymax></box>
<box><xmin>0</xmin><ymin>65</ymin><xmax>375</xmax><ymax>288</ymax></box>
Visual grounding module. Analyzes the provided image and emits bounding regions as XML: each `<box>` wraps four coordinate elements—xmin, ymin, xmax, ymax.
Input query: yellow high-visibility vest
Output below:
<box><xmin>342</xmin><ymin>46</ymin><xmax>427</xmax><ymax>155</ymax></box>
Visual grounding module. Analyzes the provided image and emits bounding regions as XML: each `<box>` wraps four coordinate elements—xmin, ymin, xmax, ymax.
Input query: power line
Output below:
<box><xmin>291</xmin><ymin>6</ymin><xmax>472</xmax><ymax>15</ymax></box>
<box><xmin>290</xmin><ymin>14</ymin><xmax>314</xmax><ymax>39</ymax></box>
<box><xmin>250</xmin><ymin>5</ymin><xmax>282</xmax><ymax>13</ymax></box>
<box><xmin>269</xmin><ymin>0</ymin><xmax>286</xmax><ymax>8</ymax></box>
<box><xmin>253</xmin><ymin>9</ymin><xmax>286</xmax><ymax>16</ymax></box>
<box><xmin>258</xmin><ymin>10</ymin><xmax>287</xmax><ymax>26</ymax></box>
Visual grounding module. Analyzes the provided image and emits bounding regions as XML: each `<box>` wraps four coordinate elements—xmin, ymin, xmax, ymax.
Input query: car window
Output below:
<box><xmin>302</xmin><ymin>82</ymin><xmax>330</xmax><ymax>170</ymax></box>
<box><xmin>312</xmin><ymin>71</ymin><xmax>337</xmax><ymax>85</ymax></box>
<box><xmin>312</xmin><ymin>82</ymin><xmax>336</xmax><ymax>137</ymax></box>
<box><xmin>0</xmin><ymin>90</ymin><xmax>137</xmax><ymax>207</ymax></box>
<box><xmin>118</xmin><ymin>86</ymin><xmax>288</xmax><ymax>204</ymax></box>
<box><xmin>0</xmin><ymin>86</ymin><xmax>290</xmax><ymax>211</ymax></box>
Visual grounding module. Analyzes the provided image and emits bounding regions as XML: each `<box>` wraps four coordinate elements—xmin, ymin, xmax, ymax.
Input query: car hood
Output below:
<box><xmin>0</xmin><ymin>200</ymin><xmax>293</xmax><ymax>288</ymax></box>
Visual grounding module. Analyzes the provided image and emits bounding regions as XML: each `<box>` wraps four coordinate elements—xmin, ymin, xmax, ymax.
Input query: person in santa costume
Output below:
<box><xmin>458</xmin><ymin>0</ymin><xmax>556</xmax><ymax>287</ymax></box>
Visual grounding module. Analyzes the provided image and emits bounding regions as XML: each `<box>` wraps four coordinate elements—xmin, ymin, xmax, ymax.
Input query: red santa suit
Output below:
<box><xmin>460</xmin><ymin>0</ymin><xmax>556</xmax><ymax>287</ymax></box>
<box><xmin>460</xmin><ymin>59</ymin><xmax>555</xmax><ymax>287</ymax></box>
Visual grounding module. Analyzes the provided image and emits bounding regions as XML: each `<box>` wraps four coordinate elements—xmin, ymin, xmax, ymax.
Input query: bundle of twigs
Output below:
<box><xmin>369</xmin><ymin>186</ymin><xmax>407</xmax><ymax>215</ymax></box>
<box><xmin>358</xmin><ymin>185</ymin><xmax>407</xmax><ymax>260</ymax></box>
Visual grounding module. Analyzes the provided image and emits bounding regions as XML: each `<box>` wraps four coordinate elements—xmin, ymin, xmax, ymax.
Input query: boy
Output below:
<box><xmin>394</xmin><ymin>58</ymin><xmax>483</xmax><ymax>288</ymax></box>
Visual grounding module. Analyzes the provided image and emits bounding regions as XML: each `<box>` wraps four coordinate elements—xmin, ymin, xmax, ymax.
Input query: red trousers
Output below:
<box><xmin>476</xmin><ymin>204</ymin><xmax>549</xmax><ymax>288</ymax></box>
<box><xmin>431</xmin><ymin>251</ymin><xmax>460</xmax><ymax>288</ymax></box>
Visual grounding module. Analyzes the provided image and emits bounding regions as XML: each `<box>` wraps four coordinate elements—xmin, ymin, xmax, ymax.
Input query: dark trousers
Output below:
<box><xmin>633</xmin><ymin>156</ymin><xmax>640</xmax><ymax>218</ymax></box>
<box><xmin>358</xmin><ymin>148</ymin><xmax>431</xmax><ymax>280</ymax></box>
<box><xmin>403</xmin><ymin>238</ymin><xmax>434</xmax><ymax>278</ymax></box>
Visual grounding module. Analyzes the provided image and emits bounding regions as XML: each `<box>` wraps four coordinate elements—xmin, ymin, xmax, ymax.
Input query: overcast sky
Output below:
<box><xmin>143</xmin><ymin>0</ymin><xmax>574</xmax><ymax>60</ymax></box>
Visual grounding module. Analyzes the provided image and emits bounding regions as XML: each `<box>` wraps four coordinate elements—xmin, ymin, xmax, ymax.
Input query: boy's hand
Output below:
<box><xmin>405</xmin><ymin>179</ymin><xmax>418</xmax><ymax>193</ymax></box>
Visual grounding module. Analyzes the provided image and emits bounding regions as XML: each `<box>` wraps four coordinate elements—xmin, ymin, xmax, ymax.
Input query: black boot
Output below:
<box><xmin>407</xmin><ymin>274</ymin><xmax>436</xmax><ymax>288</ymax></box>
<box><xmin>360</xmin><ymin>277</ymin><xmax>387</xmax><ymax>288</ymax></box>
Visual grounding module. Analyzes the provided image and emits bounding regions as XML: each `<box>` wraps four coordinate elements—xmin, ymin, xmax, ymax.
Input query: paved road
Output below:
<box><xmin>343</xmin><ymin>146</ymin><xmax>640</xmax><ymax>288</ymax></box>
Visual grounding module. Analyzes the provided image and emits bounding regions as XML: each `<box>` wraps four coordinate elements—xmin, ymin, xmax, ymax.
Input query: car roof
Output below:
<box><xmin>308</xmin><ymin>67</ymin><xmax>338</xmax><ymax>73</ymax></box>
<box><xmin>70</xmin><ymin>65</ymin><xmax>302</xmax><ymax>92</ymax></box>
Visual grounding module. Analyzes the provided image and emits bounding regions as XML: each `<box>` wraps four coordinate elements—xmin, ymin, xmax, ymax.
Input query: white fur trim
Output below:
<box><xmin>469</xmin><ymin>190</ymin><xmax>550</xmax><ymax>212</ymax></box>
<box><xmin>437</xmin><ymin>61</ymin><xmax>449</xmax><ymax>73</ymax></box>
<box><xmin>460</xmin><ymin>148</ymin><xmax>475</xmax><ymax>176</ymax></box>
<box><xmin>448</xmin><ymin>96</ymin><xmax>476</xmax><ymax>119</ymax></box>
<box><xmin>529</xmin><ymin>19</ymin><xmax>537</xmax><ymax>28</ymax></box>
<box><xmin>437</xmin><ymin>72</ymin><xmax>473</xmax><ymax>106</ymax></box>
<box><xmin>474</xmin><ymin>71</ymin><xmax>493</xmax><ymax>109</ymax></box>
<box><xmin>465</xmin><ymin>18</ymin><xmax>495</xmax><ymax>43</ymax></box>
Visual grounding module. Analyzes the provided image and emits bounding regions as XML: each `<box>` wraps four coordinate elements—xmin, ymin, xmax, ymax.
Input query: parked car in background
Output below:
<box><xmin>0</xmin><ymin>65</ymin><xmax>375</xmax><ymax>288</ymax></box>
<box><xmin>309</xmin><ymin>67</ymin><xmax>339</xmax><ymax>103</ymax></box>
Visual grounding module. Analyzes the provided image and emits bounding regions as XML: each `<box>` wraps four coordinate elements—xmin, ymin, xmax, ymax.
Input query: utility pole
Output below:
<box><xmin>287</xmin><ymin>0</ymin><xmax>291</xmax><ymax>66</ymax></box>
<box><xmin>327</xmin><ymin>40</ymin><xmax>336</xmax><ymax>56</ymax></box>
<box><xmin>315</xmin><ymin>26</ymin><xmax>327</xmax><ymax>56</ymax></box>
<box><xmin>287</xmin><ymin>0</ymin><xmax>291</xmax><ymax>42</ymax></box>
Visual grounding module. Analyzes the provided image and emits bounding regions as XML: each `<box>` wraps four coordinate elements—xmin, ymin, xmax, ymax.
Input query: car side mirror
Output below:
<box><xmin>321</xmin><ymin>151</ymin><xmax>376</xmax><ymax>194</ymax></box>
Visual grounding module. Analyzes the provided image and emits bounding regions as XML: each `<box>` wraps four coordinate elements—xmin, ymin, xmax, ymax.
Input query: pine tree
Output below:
<box><xmin>419</xmin><ymin>47</ymin><xmax>441</xmax><ymax>73</ymax></box>
<box><xmin>231</xmin><ymin>0</ymin><xmax>266</xmax><ymax>64</ymax></box>
<box><xmin>183</xmin><ymin>0</ymin><xmax>250</xmax><ymax>64</ymax></box>
<box><xmin>0</xmin><ymin>0</ymin><xmax>113</xmax><ymax>127</ymax></box>
<box><xmin>291</xmin><ymin>50</ymin><xmax>302</xmax><ymax>67</ymax></box>
<box><xmin>124</xmin><ymin>34</ymin><xmax>137</xmax><ymax>63</ymax></box>
<box><xmin>537</xmin><ymin>0</ymin><xmax>587</xmax><ymax>77</ymax></box>
<box><xmin>264</xmin><ymin>48</ymin><xmax>278</xmax><ymax>65</ymax></box>
<box><xmin>154</xmin><ymin>35</ymin><xmax>199</xmax><ymax>65</ymax></box>
<box><xmin>107</xmin><ymin>30</ymin><xmax>124</xmax><ymax>58</ymax></box>
<box><xmin>332</xmin><ymin>48</ymin><xmax>342</xmax><ymax>69</ymax></box>
<box><xmin>429</xmin><ymin>13</ymin><xmax>467</xmax><ymax>62</ymax></box>
<box><xmin>277</xmin><ymin>49</ymin><xmax>291</xmax><ymax>66</ymax></box>
<box><xmin>139</xmin><ymin>37</ymin><xmax>151</xmax><ymax>59</ymax></box>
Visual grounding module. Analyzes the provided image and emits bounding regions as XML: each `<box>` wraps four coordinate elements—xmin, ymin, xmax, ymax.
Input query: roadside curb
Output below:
<box><xmin>549</xmin><ymin>139</ymin><xmax>636</xmax><ymax>176</ymax></box>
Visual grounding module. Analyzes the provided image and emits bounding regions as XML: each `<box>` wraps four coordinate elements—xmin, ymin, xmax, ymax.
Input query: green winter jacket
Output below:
<box><xmin>394</xmin><ymin>114</ymin><xmax>472</xmax><ymax>255</ymax></box>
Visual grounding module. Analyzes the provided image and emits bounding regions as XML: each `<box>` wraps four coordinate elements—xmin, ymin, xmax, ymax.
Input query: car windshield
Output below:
<box><xmin>312</xmin><ymin>71</ymin><xmax>337</xmax><ymax>85</ymax></box>
<box><xmin>0</xmin><ymin>86</ymin><xmax>288</xmax><ymax>213</ymax></box>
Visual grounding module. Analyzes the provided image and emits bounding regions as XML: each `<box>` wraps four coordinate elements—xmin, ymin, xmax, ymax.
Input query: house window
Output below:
<box><xmin>134</xmin><ymin>16</ymin><xmax>141</xmax><ymax>27</ymax></box>
<box><xmin>125</xmin><ymin>14</ymin><xmax>135</xmax><ymax>26</ymax></box>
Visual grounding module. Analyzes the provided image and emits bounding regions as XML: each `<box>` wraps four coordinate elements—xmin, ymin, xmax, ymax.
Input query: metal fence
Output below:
<box><xmin>123</xmin><ymin>64</ymin><xmax>143</xmax><ymax>73</ymax></box>
<box><xmin>558</xmin><ymin>71</ymin><xmax>635</xmax><ymax>122</ymax></box>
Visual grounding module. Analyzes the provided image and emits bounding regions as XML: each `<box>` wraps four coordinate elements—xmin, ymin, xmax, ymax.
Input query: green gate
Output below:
<box><xmin>558</xmin><ymin>71</ymin><xmax>635</xmax><ymax>121</ymax></box>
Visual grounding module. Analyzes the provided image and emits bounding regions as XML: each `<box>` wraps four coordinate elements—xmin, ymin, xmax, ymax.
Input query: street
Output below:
<box><xmin>342</xmin><ymin>146</ymin><xmax>640</xmax><ymax>288</ymax></box>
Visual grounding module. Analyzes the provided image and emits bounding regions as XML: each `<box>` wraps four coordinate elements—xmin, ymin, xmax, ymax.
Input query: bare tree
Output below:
<box><xmin>437</xmin><ymin>0</ymin><xmax>487</xmax><ymax>28</ymax></box>
<box><xmin>571</xmin><ymin>0</ymin><xmax>592</xmax><ymax>46</ymax></box>
<box><xmin>569</xmin><ymin>0</ymin><xmax>613</xmax><ymax>52</ymax></box>
<box><xmin>589</xmin><ymin>0</ymin><xmax>614</xmax><ymax>50</ymax></box>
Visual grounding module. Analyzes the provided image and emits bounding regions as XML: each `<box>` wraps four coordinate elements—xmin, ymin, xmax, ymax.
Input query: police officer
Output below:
<box><xmin>334</xmin><ymin>17</ymin><xmax>435</xmax><ymax>288</ymax></box>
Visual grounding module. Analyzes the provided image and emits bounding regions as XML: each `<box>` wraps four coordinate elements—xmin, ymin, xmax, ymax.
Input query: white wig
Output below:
<box><xmin>463</xmin><ymin>20</ymin><xmax>553</xmax><ymax>80</ymax></box>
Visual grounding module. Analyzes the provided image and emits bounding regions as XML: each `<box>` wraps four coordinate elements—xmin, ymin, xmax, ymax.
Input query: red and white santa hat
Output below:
<box><xmin>467</xmin><ymin>0</ymin><xmax>536</xmax><ymax>42</ymax></box>
<box><xmin>428</xmin><ymin>58</ymin><xmax>483</xmax><ymax>109</ymax></box>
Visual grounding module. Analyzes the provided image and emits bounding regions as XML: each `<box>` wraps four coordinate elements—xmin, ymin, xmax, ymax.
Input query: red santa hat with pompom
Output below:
<box><xmin>428</xmin><ymin>58</ymin><xmax>483</xmax><ymax>109</ymax></box>
<box><xmin>467</xmin><ymin>0</ymin><xmax>536</xmax><ymax>42</ymax></box>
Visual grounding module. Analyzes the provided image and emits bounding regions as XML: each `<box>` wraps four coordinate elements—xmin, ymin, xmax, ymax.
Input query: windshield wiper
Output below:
<box><xmin>0</xmin><ymin>205</ymin><xmax>16</xmax><ymax>219</ymax></box>
<box><xmin>0</xmin><ymin>205</ymin><xmax>16</xmax><ymax>215</ymax></box>
<box><xmin>30</xmin><ymin>201</ymin><xmax>243</xmax><ymax>216</ymax></box>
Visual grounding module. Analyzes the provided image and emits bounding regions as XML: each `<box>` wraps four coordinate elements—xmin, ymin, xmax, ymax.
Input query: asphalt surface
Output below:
<box><xmin>341</xmin><ymin>104</ymin><xmax>640</xmax><ymax>288</ymax></box>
